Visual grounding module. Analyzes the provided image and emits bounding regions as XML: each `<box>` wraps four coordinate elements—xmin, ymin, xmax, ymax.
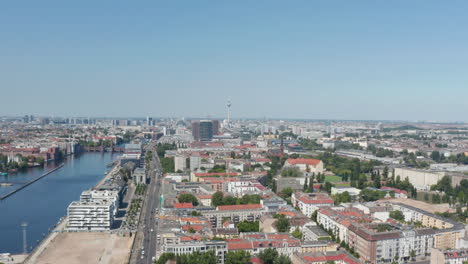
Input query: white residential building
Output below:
<box><xmin>174</xmin><ymin>155</ymin><xmax>187</xmax><ymax>172</ymax></box>
<box><xmin>291</xmin><ymin>192</ymin><xmax>334</xmax><ymax>217</ymax></box>
<box><xmin>225</xmin><ymin>180</ymin><xmax>266</xmax><ymax>197</ymax></box>
<box><xmin>331</xmin><ymin>187</ymin><xmax>361</xmax><ymax>196</ymax></box>
<box><xmin>67</xmin><ymin>200</ymin><xmax>115</xmax><ymax>231</ymax></box>
<box><xmin>284</xmin><ymin>158</ymin><xmax>324</xmax><ymax>174</ymax></box>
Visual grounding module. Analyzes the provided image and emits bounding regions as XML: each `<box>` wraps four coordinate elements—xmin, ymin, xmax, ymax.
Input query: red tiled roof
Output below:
<box><xmin>234</xmin><ymin>145</ymin><xmax>256</xmax><ymax>149</ymax></box>
<box><xmin>174</xmin><ymin>203</ymin><xmax>193</xmax><ymax>209</ymax></box>
<box><xmin>278</xmin><ymin>211</ymin><xmax>295</xmax><ymax>217</ymax></box>
<box><xmin>286</xmin><ymin>158</ymin><xmax>321</xmax><ymax>166</ymax></box>
<box><xmin>266</xmin><ymin>234</ymin><xmax>292</xmax><ymax>240</ymax></box>
<box><xmin>182</xmin><ymin>225</ymin><xmax>204</xmax><ymax>232</ymax></box>
<box><xmin>227</xmin><ymin>241</ymin><xmax>253</xmax><ymax>250</ymax></box>
<box><xmin>194</xmin><ymin>172</ymin><xmax>240</xmax><ymax>177</ymax></box>
<box><xmin>217</xmin><ymin>204</ymin><xmax>262</xmax><ymax>211</ymax></box>
<box><xmin>381</xmin><ymin>186</ymin><xmax>408</xmax><ymax>195</ymax></box>
<box><xmin>295</xmin><ymin>192</ymin><xmax>334</xmax><ymax>205</ymax></box>
<box><xmin>303</xmin><ymin>253</ymin><xmax>360</xmax><ymax>264</ymax></box>
<box><xmin>250</xmin><ymin>257</ymin><xmax>262</xmax><ymax>264</ymax></box>
<box><xmin>180</xmin><ymin>235</ymin><xmax>201</xmax><ymax>242</ymax></box>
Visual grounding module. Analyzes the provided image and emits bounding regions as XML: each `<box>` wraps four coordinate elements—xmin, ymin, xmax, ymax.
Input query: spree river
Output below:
<box><xmin>0</xmin><ymin>153</ymin><xmax>119</xmax><ymax>254</ymax></box>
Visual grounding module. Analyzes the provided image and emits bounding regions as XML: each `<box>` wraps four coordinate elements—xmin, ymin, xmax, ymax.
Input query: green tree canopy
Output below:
<box><xmin>178</xmin><ymin>193</ymin><xmax>199</xmax><ymax>206</ymax></box>
<box><xmin>258</xmin><ymin>248</ymin><xmax>279</xmax><ymax>264</ymax></box>
<box><xmin>225</xmin><ymin>250</ymin><xmax>252</xmax><ymax>264</ymax></box>
<box><xmin>274</xmin><ymin>214</ymin><xmax>290</xmax><ymax>232</ymax></box>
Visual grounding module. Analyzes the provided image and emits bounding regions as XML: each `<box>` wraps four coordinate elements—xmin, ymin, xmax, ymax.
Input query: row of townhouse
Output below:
<box><xmin>316</xmin><ymin>203</ymin><xmax>465</xmax><ymax>264</ymax></box>
<box><xmin>227</xmin><ymin>233</ymin><xmax>302</xmax><ymax>258</ymax></box>
<box><xmin>162</xmin><ymin>240</ymin><xmax>227</xmax><ymax>264</ymax></box>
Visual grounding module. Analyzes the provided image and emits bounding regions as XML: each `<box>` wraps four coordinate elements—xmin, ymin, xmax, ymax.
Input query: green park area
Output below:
<box><xmin>324</xmin><ymin>175</ymin><xmax>343</xmax><ymax>182</ymax></box>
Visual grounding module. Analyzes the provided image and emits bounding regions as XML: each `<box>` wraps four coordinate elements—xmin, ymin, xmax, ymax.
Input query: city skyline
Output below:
<box><xmin>1</xmin><ymin>1</ymin><xmax>468</xmax><ymax>121</ymax></box>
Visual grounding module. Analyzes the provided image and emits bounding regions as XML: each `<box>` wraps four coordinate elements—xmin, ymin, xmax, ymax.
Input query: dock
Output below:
<box><xmin>0</xmin><ymin>164</ymin><xmax>64</xmax><ymax>201</ymax></box>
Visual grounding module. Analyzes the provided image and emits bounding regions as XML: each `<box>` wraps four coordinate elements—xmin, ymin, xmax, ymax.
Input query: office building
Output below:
<box><xmin>192</xmin><ymin>120</ymin><xmax>219</xmax><ymax>141</ymax></box>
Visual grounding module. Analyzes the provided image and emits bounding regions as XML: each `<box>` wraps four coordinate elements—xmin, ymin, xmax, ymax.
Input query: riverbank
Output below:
<box><xmin>0</xmin><ymin>153</ymin><xmax>118</xmax><ymax>254</ymax></box>
<box><xmin>24</xmin><ymin>156</ymin><xmax>131</xmax><ymax>264</ymax></box>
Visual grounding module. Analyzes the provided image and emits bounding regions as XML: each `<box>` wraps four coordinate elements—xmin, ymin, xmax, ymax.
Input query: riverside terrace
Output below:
<box><xmin>317</xmin><ymin>202</ymin><xmax>465</xmax><ymax>263</ymax></box>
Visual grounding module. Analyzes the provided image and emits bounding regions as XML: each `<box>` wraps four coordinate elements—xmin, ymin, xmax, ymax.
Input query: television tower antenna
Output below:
<box><xmin>227</xmin><ymin>100</ymin><xmax>232</xmax><ymax>127</ymax></box>
<box><xmin>21</xmin><ymin>222</ymin><xmax>28</xmax><ymax>254</ymax></box>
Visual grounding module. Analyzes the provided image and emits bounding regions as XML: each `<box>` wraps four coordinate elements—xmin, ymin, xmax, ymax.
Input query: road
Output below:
<box><xmin>131</xmin><ymin>142</ymin><xmax>163</xmax><ymax>264</ymax></box>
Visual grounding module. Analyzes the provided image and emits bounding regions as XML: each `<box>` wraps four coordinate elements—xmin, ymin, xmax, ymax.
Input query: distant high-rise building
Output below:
<box><xmin>199</xmin><ymin>121</ymin><xmax>213</xmax><ymax>141</ymax></box>
<box><xmin>212</xmin><ymin>120</ymin><xmax>219</xmax><ymax>136</ymax></box>
<box><xmin>192</xmin><ymin>120</ymin><xmax>217</xmax><ymax>141</ymax></box>
<box><xmin>23</xmin><ymin>115</ymin><xmax>30</xmax><ymax>123</ymax></box>
<box><xmin>146</xmin><ymin>116</ymin><xmax>153</xmax><ymax>126</ymax></box>
<box><xmin>192</xmin><ymin>121</ymin><xmax>200</xmax><ymax>141</ymax></box>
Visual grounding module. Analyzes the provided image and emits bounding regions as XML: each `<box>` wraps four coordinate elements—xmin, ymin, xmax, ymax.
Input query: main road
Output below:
<box><xmin>131</xmin><ymin>141</ymin><xmax>163</xmax><ymax>264</ymax></box>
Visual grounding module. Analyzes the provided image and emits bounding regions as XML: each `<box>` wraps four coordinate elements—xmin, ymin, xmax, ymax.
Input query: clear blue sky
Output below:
<box><xmin>1</xmin><ymin>1</ymin><xmax>467</xmax><ymax>121</ymax></box>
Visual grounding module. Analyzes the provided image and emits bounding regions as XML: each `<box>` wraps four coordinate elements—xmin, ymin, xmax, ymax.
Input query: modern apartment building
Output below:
<box><xmin>67</xmin><ymin>190</ymin><xmax>120</xmax><ymax>231</ymax></box>
<box><xmin>67</xmin><ymin>200</ymin><xmax>115</xmax><ymax>231</ymax></box>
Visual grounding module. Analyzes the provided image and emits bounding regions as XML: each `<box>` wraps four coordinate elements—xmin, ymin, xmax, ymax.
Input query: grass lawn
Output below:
<box><xmin>334</xmin><ymin>182</ymin><xmax>351</xmax><ymax>187</ymax></box>
<box><xmin>324</xmin><ymin>175</ymin><xmax>343</xmax><ymax>182</ymax></box>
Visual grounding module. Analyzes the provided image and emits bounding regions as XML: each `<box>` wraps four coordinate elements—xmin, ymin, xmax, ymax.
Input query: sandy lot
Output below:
<box><xmin>33</xmin><ymin>232</ymin><xmax>133</xmax><ymax>264</ymax></box>
<box><xmin>380</xmin><ymin>198</ymin><xmax>454</xmax><ymax>213</ymax></box>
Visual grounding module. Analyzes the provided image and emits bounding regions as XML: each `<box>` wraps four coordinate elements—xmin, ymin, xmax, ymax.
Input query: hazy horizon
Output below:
<box><xmin>1</xmin><ymin>1</ymin><xmax>468</xmax><ymax>121</ymax></box>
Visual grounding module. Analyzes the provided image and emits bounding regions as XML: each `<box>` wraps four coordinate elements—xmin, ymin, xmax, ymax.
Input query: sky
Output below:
<box><xmin>0</xmin><ymin>1</ymin><xmax>467</xmax><ymax>121</ymax></box>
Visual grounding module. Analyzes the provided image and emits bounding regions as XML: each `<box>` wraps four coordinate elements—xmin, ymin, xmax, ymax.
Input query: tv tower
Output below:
<box><xmin>226</xmin><ymin>100</ymin><xmax>232</xmax><ymax>127</ymax></box>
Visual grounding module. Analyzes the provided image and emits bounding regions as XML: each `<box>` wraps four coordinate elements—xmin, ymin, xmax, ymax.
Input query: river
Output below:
<box><xmin>0</xmin><ymin>153</ymin><xmax>119</xmax><ymax>254</ymax></box>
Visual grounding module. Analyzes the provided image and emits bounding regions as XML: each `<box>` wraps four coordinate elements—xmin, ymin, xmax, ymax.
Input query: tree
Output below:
<box><xmin>303</xmin><ymin>178</ymin><xmax>308</xmax><ymax>191</ymax></box>
<box><xmin>274</xmin><ymin>255</ymin><xmax>292</xmax><ymax>264</ymax></box>
<box><xmin>410</xmin><ymin>249</ymin><xmax>416</xmax><ymax>260</ymax></box>
<box><xmin>175</xmin><ymin>251</ymin><xmax>218</xmax><ymax>264</ymax></box>
<box><xmin>281</xmin><ymin>187</ymin><xmax>293</xmax><ymax>198</ymax></box>
<box><xmin>155</xmin><ymin>253</ymin><xmax>176</xmax><ymax>264</ymax></box>
<box><xmin>309</xmin><ymin>174</ymin><xmax>315</xmax><ymax>192</ymax></box>
<box><xmin>274</xmin><ymin>215</ymin><xmax>290</xmax><ymax>232</ymax></box>
<box><xmin>390</xmin><ymin>210</ymin><xmax>405</xmax><ymax>222</ymax></box>
<box><xmin>191</xmin><ymin>211</ymin><xmax>202</xmax><ymax>216</ymax></box>
<box><xmin>212</xmin><ymin>191</ymin><xmax>224</xmax><ymax>207</ymax></box>
<box><xmin>225</xmin><ymin>250</ymin><xmax>251</xmax><ymax>264</ymax></box>
<box><xmin>237</xmin><ymin>221</ymin><xmax>259</xmax><ymax>232</ymax></box>
<box><xmin>240</xmin><ymin>194</ymin><xmax>261</xmax><ymax>205</ymax></box>
<box><xmin>223</xmin><ymin>196</ymin><xmax>238</xmax><ymax>205</ymax></box>
<box><xmin>291</xmin><ymin>228</ymin><xmax>303</xmax><ymax>240</ymax></box>
<box><xmin>334</xmin><ymin>191</ymin><xmax>351</xmax><ymax>205</ymax></box>
<box><xmin>424</xmin><ymin>192</ymin><xmax>430</xmax><ymax>201</ymax></box>
<box><xmin>373</xmin><ymin>174</ymin><xmax>381</xmax><ymax>188</ymax></box>
<box><xmin>178</xmin><ymin>193</ymin><xmax>199</xmax><ymax>206</ymax></box>
<box><xmin>383</xmin><ymin>166</ymin><xmax>389</xmax><ymax>179</ymax></box>
<box><xmin>258</xmin><ymin>248</ymin><xmax>279</xmax><ymax>264</ymax></box>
